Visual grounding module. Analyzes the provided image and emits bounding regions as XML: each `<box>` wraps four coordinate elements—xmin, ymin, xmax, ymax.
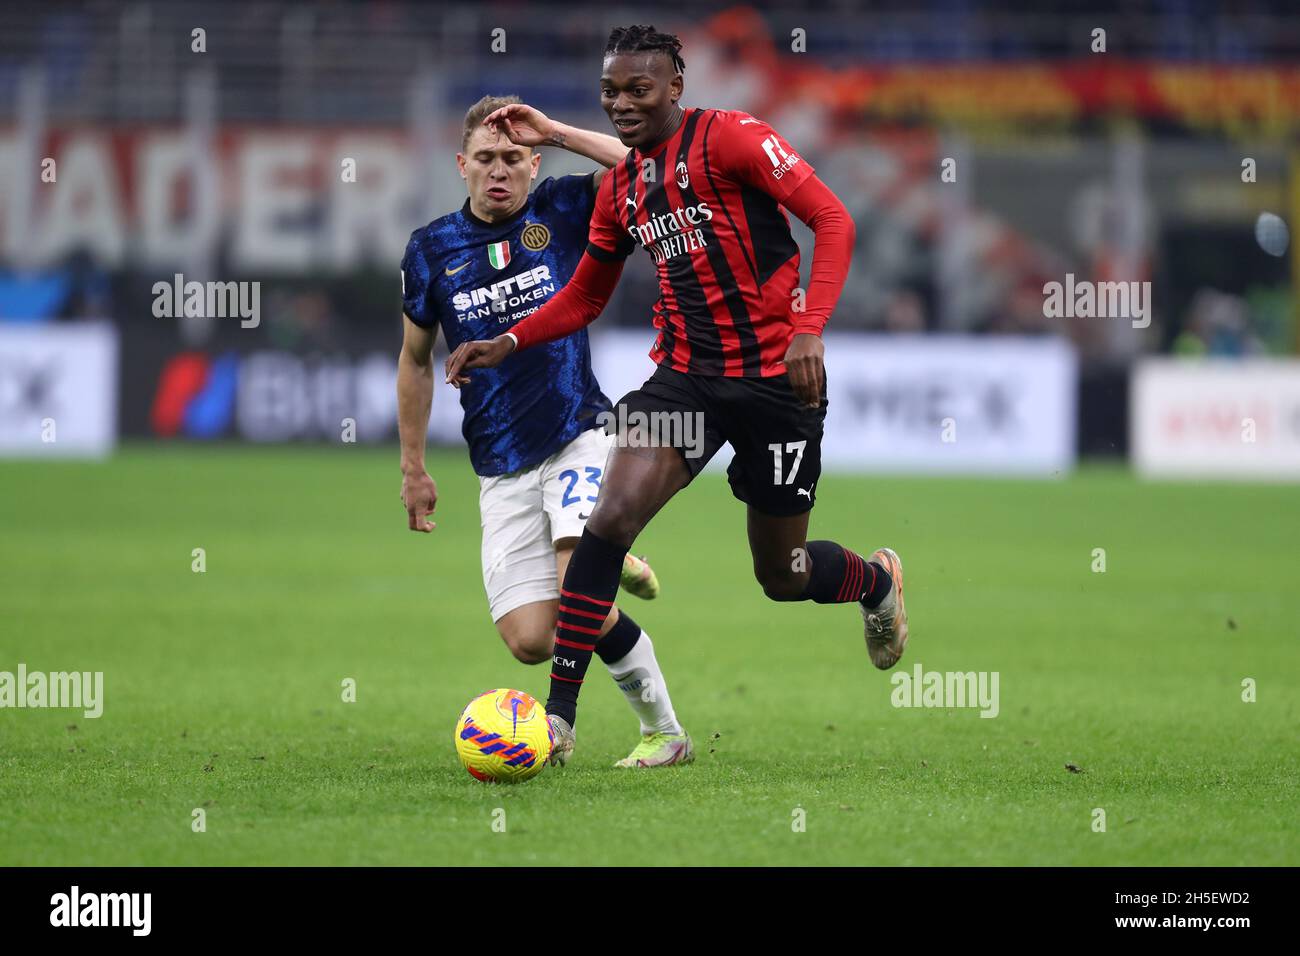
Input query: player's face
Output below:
<box><xmin>457</xmin><ymin>126</ymin><xmax>541</xmax><ymax>221</ymax></box>
<box><xmin>600</xmin><ymin>52</ymin><xmax>683</xmax><ymax>149</ymax></box>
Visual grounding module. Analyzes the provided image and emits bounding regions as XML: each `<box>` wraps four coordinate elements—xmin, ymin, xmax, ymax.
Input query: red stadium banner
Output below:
<box><xmin>684</xmin><ymin>8</ymin><xmax>1300</xmax><ymax>135</ymax></box>
<box><xmin>792</xmin><ymin>64</ymin><xmax>1300</xmax><ymax>136</ymax></box>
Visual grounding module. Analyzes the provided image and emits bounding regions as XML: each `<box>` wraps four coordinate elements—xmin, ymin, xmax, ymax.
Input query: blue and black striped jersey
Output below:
<box><xmin>401</xmin><ymin>174</ymin><xmax>611</xmax><ymax>476</ymax></box>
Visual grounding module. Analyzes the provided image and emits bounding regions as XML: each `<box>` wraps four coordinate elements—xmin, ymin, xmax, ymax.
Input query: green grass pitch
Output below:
<box><xmin>0</xmin><ymin>446</ymin><xmax>1295</xmax><ymax>866</ymax></box>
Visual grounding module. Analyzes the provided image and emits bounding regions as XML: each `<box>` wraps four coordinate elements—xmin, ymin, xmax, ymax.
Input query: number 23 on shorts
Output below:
<box><xmin>558</xmin><ymin>467</ymin><xmax>601</xmax><ymax>507</ymax></box>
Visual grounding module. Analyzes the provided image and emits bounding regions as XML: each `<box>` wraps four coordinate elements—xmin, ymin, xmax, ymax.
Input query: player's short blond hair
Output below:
<box><xmin>462</xmin><ymin>94</ymin><xmax>523</xmax><ymax>151</ymax></box>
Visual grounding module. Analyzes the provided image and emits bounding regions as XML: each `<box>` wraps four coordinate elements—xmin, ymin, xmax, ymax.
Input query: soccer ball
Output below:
<box><xmin>454</xmin><ymin>688</ymin><xmax>552</xmax><ymax>783</ymax></box>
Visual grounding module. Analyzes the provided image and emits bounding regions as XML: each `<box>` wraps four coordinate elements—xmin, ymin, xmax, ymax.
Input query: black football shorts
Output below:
<box><xmin>612</xmin><ymin>364</ymin><xmax>827</xmax><ymax>517</ymax></box>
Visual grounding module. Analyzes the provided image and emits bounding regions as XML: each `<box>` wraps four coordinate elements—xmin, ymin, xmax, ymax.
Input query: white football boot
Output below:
<box><xmin>862</xmin><ymin>548</ymin><xmax>909</xmax><ymax>669</ymax></box>
<box><xmin>546</xmin><ymin>713</ymin><xmax>576</xmax><ymax>767</ymax></box>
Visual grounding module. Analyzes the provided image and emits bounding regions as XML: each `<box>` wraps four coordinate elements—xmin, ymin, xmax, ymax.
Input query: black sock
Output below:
<box><xmin>800</xmin><ymin>540</ymin><xmax>892</xmax><ymax>606</ymax></box>
<box><xmin>595</xmin><ymin>610</ymin><xmax>641</xmax><ymax>666</ymax></box>
<box><xmin>547</xmin><ymin>528</ymin><xmax>628</xmax><ymax>727</ymax></box>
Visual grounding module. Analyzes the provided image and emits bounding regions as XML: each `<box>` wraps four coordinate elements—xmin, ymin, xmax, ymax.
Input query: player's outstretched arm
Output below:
<box><xmin>445</xmin><ymin>251</ymin><xmax>624</xmax><ymax>386</ymax></box>
<box><xmin>780</xmin><ymin>175</ymin><xmax>857</xmax><ymax>408</ymax></box>
<box><xmin>484</xmin><ymin>103</ymin><xmax>626</xmax><ymax>169</ymax></box>
<box><xmin>398</xmin><ymin>314</ymin><xmax>439</xmax><ymax>533</ymax></box>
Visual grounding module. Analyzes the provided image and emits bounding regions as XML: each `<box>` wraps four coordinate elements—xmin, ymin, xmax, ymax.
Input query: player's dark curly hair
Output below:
<box><xmin>604</xmin><ymin>24</ymin><xmax>685</xmax><ymax>74</ymax></box>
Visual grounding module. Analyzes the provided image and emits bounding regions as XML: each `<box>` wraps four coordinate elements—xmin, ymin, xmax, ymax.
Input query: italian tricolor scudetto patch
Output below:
<box><xmin>487</xmin><ymin>241</ymin><xmax>511</xmax><ymax>270</ymax></box>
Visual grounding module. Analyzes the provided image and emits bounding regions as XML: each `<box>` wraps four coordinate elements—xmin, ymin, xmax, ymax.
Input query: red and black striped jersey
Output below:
<box><xmin>587</xmin><ymin>108</ymin><xmax>816</xmax><ymax>377</ymax></box>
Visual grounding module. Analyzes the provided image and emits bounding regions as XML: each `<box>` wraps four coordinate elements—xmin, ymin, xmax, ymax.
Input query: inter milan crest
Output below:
<box><xmin>521</xmin><ymin>222</ymin><xmax>551</xmax><ymax>252</ymax></box>
<box><xmin>487</xmin><ymin>240</ymin><xmax>511</xmax><ymax>270</ymax></box>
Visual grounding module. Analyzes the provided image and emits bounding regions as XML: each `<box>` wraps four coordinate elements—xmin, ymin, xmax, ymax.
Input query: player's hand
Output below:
<box><xmin>784</xmin><ymin>333</ymin><xmax>825</xmax><ymax>409</ymax></box>
<box><xmin>401</xmin><ymin>470</ymin><xmax>438</xmax><ymax>533</ymax></box>
<box><xmin>483</xmin><ymin>104</ymin><xmax>555</xmax><ymax>148</ymax></box>
<box><xmin>444</xmin><ymin>336</ymin><xmax>516</xmax><ymax>387</ymax></box>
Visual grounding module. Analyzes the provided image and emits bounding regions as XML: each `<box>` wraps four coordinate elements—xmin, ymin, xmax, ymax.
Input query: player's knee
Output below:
<box><xmin>501</xmin><ymin>631</ymin><xmax>553</xmax><ymax>665</ymax></box>
<box><xmin>755</xmin><ymin>566</ymin><xmax>806</xmax><ymax>602</ymax></box>
<box><xmin>587</xmin><ymin>501</ymin><xmax>643</xmax><ymax>550</ymax></box>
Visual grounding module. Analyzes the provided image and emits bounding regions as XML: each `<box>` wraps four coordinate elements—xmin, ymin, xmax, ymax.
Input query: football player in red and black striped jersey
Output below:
<box><xmin>446</xmin><ymin>25</ymin><xmax>910</xmax><ymax>755</ymax></box>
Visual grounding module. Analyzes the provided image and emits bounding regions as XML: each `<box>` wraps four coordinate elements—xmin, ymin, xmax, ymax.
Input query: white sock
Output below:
<box><xmin>603</xmin><ymin>630</ymin><xmax>682</xmax><ymax>736</ymax></box>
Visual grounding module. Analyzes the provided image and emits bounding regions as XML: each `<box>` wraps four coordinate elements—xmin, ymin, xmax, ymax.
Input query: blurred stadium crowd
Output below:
<box><xmin>0</xmin><ymin>1</ymin><xmax>1296</xmax><ymax>462</ymax></box>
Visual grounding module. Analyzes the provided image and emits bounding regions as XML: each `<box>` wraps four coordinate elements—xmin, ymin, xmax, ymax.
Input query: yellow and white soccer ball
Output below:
<box><xmin>454</xmin><ymin>688</ymin><xmax>552</xmax><ymax>783</ymax></box>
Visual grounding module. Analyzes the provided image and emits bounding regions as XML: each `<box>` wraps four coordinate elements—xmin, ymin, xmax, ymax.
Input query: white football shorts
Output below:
<box><xmin>478</xmin><ymin>426</ymin><xmax>614</xmax><ymax>622</ymax></box>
